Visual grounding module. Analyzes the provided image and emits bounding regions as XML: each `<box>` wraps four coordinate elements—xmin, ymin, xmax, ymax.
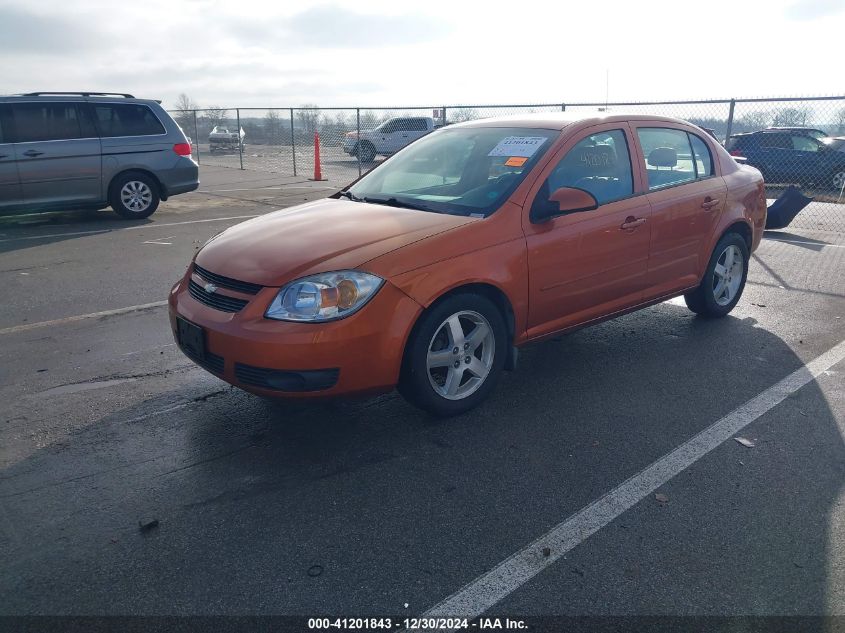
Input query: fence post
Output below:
<box><xmin>724</xmin><ymin>99</ymin><xmax>736</xmax><ymax>145</ymax></box>
<box><xmin>442</xmin><ymin>106</ymin><xmax>447</xmax><ymax>126</ymax></box>
<box><xmin>290</xmin><ymin>108</ymin><xmax>297</xmax><ymax>177</ymax></box>
<box><xmin>356</xmin><ymin>108</ymin><xmax>362</xmax><ymax>177</ymax></box>
<box><xmin>193</xmin><ymin>110</ymin><xmax>200</xmax><ymax>165</ymax></box>
<box><xmin>236</xmin><ymin>109</ymin><xmax>244</xmax><ymax>170</ymax></box>
<box><xmin>561</xmin><ymin>103</ymin><xmax>566</xmax><ymax>112</ymax></box>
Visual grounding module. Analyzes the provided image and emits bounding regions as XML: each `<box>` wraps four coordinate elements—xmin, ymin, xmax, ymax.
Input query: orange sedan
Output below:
<box><xmin>169</xmin><ymin>113</ymin><xmax>766</xmax><ymax>416</ymax></box>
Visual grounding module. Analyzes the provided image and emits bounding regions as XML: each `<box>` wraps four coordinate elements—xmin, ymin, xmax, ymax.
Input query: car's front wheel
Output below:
<box><xmin>684</xmin><ymin>232</ymin><xmax>749</xmax><ymax>318</ymax></box>
<box><xmin>398</xmin><ymin>293</ymin><xmax>507</xmax><ymax>416</ymax></box>
<box><xmin>109</xmin><ymin>172</ymin><xmax>160</xmax><ymax>219</ymax></box>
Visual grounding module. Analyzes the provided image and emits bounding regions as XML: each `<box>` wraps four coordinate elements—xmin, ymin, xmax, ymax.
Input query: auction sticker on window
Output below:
<box><xmin>488</xmin><ymin>136</ymin><xmax>547</xmax><ymax>158</ymax></box>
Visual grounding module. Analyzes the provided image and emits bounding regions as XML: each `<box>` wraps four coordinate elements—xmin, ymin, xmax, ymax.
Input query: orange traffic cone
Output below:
<box><xmin>310</xmin><ymin>132</ymin><xmax>326</xmax><ymax>181</ymax></box>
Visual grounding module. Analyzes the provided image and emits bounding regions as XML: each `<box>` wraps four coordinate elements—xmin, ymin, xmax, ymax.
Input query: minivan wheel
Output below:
<box><xmin>398</xmin><ymin>293</ymin><xmax>507</xmax><ymax>417</ymax></box>
<box><xmin>110</xmin><ymin>172</ymin><xmax>160</xmax><ymax>219</ymax></box>
<box><xmin>684</xmin><ymin>232</ymin><xmax>749</xmax><ymax>318</ymax></box>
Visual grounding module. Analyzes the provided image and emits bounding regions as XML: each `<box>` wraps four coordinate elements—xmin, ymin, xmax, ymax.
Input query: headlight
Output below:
<box><xmin>265</xmin><ymin>271</ymin><xmax>384</xmax><ymax>322</ymax></box>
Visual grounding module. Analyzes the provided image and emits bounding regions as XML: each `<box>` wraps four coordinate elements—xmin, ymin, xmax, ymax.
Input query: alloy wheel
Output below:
<box><xmin>712</xmin><ymin>244</ymin><xmax>744</xmax><ymax>306</ymax></box>
<box><xmin>120</xmin><ymin>181</ymin><xmax>153</xmax><ymax>213</ymax></box>
<box><xmin>426</xmin><ymin>310</ymin><xmax>495</xmax><ymax>400</ymax></box>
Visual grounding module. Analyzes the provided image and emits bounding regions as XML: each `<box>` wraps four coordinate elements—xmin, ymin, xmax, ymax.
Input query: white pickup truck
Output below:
<box><xmin>209</xmin><ymin>126</ymin><xmax>245</xmax><ymax>153</ymax></box>
<box><xmin>343</xmin><ymin>116</ymin><xmax>434</xmax><ymax>162</ymax></box>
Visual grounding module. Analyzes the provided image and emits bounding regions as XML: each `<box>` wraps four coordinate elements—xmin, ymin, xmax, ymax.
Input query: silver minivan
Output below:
<box><xmin>0</xmin><ymin>92</ymin><xmax>199</xmax><ymax>219</ymax></box>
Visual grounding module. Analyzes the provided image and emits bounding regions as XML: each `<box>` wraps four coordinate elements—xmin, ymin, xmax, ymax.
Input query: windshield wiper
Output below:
<box><xmin>338</xmin><ymin>190</ymin><xmax>362</xmax><ymax>202</ymax></box>
<box><xmin>362</xmin><ymin>196</ymin><xmax>433</xmax><ymax>212</ymax></box>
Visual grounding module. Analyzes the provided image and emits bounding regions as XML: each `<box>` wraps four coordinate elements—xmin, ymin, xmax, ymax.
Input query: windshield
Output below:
<box><xmin>347</xmin><ymin>127</ymin><xmax>558</xmax><ymax>216</ymax></box>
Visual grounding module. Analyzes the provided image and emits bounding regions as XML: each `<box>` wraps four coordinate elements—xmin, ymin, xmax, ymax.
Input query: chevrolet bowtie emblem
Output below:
<box><xmin>204</xmin><ymin>283</ymin><xmax>218</xmax><ymax>294</ymax></box>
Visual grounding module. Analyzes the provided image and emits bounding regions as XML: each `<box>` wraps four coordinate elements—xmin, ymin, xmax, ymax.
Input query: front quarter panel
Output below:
<box><xmin>371</xmin><ymin>202</ymin><xmax>530</xmax><ymax>344</ymax></box>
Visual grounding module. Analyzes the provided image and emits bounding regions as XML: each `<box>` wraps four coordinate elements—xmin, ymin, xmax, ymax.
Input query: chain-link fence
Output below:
<box><xmin>169</xmin><ymin>96</ymin><xmax>845</xmax><ymax>231</ymax></box>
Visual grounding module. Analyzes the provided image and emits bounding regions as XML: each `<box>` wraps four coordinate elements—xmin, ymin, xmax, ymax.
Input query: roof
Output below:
<box><xmin>451</xmin><ymin>111</ymin><xmax>698</xmax><ymax>131</ymax></box>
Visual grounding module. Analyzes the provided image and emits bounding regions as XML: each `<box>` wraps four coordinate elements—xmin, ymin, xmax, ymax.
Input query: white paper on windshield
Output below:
<box><xmin>488</xmin><ymin>136</ymin><xmax>547</xmax><ymax>158</ymax></box>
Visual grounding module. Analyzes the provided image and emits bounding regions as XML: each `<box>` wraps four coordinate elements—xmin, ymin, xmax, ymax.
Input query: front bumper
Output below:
<box><xmin>168</xmin><ymin>268</ymin><xmax>422</xmax><ymax>398</ymax></box>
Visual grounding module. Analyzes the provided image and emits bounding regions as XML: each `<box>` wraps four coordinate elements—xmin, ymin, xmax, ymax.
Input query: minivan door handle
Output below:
<box><xmin>23</xmin><ymin>150</ymin><xmax>44</xmax><ymax>157</ymax></box>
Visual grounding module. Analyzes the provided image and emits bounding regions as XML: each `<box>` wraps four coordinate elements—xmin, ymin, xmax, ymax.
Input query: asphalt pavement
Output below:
<box><xmin>1</xmin><ymin>165</ymin><xmax>844</xmax><ymax>623</ymax></box>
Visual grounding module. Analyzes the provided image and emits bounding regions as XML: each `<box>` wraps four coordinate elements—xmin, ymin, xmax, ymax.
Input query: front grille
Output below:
<box><xmin>235</xmin><ymin>363</ymin><xmax>339</xmax><ymax>392</ymax></box>
<box><xmin>179</xmin><ymin>344</ymin><xmax>225</xmax><ymax>375</ymax></box>
<box><xmin>194</xmin><ymin>264</ymin><xmax>262</xmax><ymax>295</ymax></box>
<box><xmin>188</xmin><ymin>279</ymin><xmax>249</xmax><ymax>313</ymax></box>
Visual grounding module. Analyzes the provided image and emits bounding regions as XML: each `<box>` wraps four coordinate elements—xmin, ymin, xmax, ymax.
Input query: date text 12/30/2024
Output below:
<box><xmin>307</xmin><ymin>617</ymin><xmax>528</xmax><ymax>630</ymax></box>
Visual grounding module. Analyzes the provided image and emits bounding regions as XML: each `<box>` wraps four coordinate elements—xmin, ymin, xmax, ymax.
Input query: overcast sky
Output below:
<box><xmin>1</xmin><ymin>0</ymin><xmax>844</xmax><ymax>110</ymax></box>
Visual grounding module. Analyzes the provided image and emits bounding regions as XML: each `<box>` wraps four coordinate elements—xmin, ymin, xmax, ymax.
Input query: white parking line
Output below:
<box><xmin>0</xmin><ymin>215</ymin><xmax>260</xmax><ymax>243</ymax></box>
<box><xmin>422</xmin><ymin>338</ymin><xmax>845</xmax><ymax>621</ymax></box>
<box><xmin>0</xmin><ymin>301</ymin><xmax>168</xmax><ymax>336</ymax></box>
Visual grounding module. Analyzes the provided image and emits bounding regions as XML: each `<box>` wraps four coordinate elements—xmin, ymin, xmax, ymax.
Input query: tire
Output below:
<box><xmin>109</xmin><ymin>172</ymin><xmax>160</xmax><ymax>219</ymax></box>
<box><xmin>830</xmin><ymin>168</ymin><xmax>845</xmax><ymax>192</ymax></box>
<box><xmin>358</xmin><ymin>141</ymin><xmax>376</xmax><ymax>163</ymax></box>
<box><xmin>398</xmin><ymin>293</ymin><xmax>507</xmax><ymax>417</ymax></box>
<box><xmin>684</xmin><ymin>232</ymin><xmax>749</xmax><ymax>318</ymax></box>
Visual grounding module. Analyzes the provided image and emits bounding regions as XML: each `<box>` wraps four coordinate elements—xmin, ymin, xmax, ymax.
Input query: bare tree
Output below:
<box><xmin>172</xmin><ymin>93</ymin><xmax>199</xmax><ymax>135</ymax></box>
<box><xmin>771</xmin><ymin>106</ymin><xmax>811</xmax><ymax>127</ymax></box>
<box><xmin>296</xmin><ymin>103</ymin><xmax>320</xmax><ymax>135</ymax></box>
<box><xmin>836</xmin><ymin>106</ymin><xmax>845</xmax><ymax>135</ymax></box>
<box><xmin>359</xmin><ymin>111</ymin><xmax>380</xmax><ymax>130</ymax></box>
<box><xmin>203</xmin><ymin>106</ymin><xmax>229</xmax><ymax>130</ymax></box>
<box><xmin>449</xmin><ymin>107</ymin><xmax>479</xmax><ymax>123</ymax></box>
<box><xmin>264</xmin><ymin>110</ymin><xmax>283</xmax><ymax>145</ymax></box>
<box><xmin>738</xmin><ymin>110</ymin><xmax>773</xmax><ymax>132</ymax></box>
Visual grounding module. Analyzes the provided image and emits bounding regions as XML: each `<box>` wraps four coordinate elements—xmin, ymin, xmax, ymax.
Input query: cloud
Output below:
<box><xmin>230</xmin><ymin>5</ymin><xmax>450</xmax><ymax>49</ymax></box>
<box><xmin>0</xmin><ymin>5</ymin><xmax>99</xmax><ymax>52</ymax></box>
<box><xmin>785</xmin><ymin>0</ymin><xmax>845</xmax><ymax>20</ymax></box>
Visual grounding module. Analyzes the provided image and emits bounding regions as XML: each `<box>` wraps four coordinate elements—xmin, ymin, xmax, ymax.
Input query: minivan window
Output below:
<box><xmin>10</xmin><ymin>102</ymin><xmax>85</xmax><ymax>143</ymax></box>
<box><xmin>93</xmin><ymin>104</ymin><xmax>166</xmax><ymax>137</ymax></box>
<box><xmin>637</xmin><ymin>127</ymin><xmax>696</xmax><ymax>190</ymax></box>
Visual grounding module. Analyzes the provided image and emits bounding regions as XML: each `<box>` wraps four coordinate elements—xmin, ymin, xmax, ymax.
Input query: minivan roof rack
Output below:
<box><xmin>21</xmin><ymin>92</ymin><xmax>136</xmax><ymax>98</ymax></box>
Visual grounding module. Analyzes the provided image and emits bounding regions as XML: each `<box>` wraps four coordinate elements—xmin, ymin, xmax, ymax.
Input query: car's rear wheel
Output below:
<box><xmin>398</xmin><ymin>293</ymin><xmax>506</xmax><ymax>417</ymax></box>
<box><xmin>358</xmin><ymin>141</ymin><xmax>376</xmax><ymax>163</ymax></box>
<box><xmin>831</xmin><ymin>168</ymin><xmax>845</xmax><ymax>191</ymax></box>
<box><xmin>109</xmin><ymin>172</ymin><xmax>160</xmax><ymax>219</ymax></box>
<box><xmin>684</xmin><ymin>232</ymin><xmax>749</xmax><ymax>318</ymax></box>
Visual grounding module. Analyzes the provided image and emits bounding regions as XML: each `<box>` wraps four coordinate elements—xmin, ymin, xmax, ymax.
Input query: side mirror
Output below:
<box><xmin>532</xmin><ymin>187</ymin><xmax>598</xmax><ymax>223</ymax></box>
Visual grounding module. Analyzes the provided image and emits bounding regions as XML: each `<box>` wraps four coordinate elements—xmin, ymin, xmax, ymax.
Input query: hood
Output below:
<box><xmin>195</xmin><ymin>198</ymin><xmax>474</xmax><ymax>287</ymax></box>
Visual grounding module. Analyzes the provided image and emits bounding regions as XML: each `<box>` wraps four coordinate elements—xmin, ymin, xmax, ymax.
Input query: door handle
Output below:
<box><xmin>701</xmin><ymin>197</ymin><xmax>720</xmax><ymax>210</ymax></box>
<box><xmin>23</xmin><ymin>150</ymin><xmax>44</xmax><ymax>157</ymax></box>
<box><xmin>620</xmin><ymin>216</ymin><xmax>646</xmax><ymax>230</ymax></box>
<box><xmin>402</xmin><ymin>135</ymin><xmax>408</xmax><ymax>138</ymax></box>
<box><xmin>0</xmin><ymin>154</ymin><xmax>7</xmax><ymax>159</ymax></box>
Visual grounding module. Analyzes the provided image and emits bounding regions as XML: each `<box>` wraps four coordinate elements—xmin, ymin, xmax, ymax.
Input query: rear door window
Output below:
<box><xmin>791</xmin><ymin>135</ymin><xmax>821</xmax><ymax>152</ymax></box>
<box><xmin>407</xmin><ymin>118</ymin><xmax>429</xmax><ymax>132</ymax></box>
<box><xmin>93</xmin><ymin>103</ymin><xmax>166</xmax><ymax>137</ymax></box>
<box><xmin>688</xmin><ymin>133</ymin><xmax>713</xmax><ymax>177</ymax></box>
<box><xmin>637</xmin><ymin>127</ymin><xmax>696</xmax><ymax>190</ymax></box>
<box><xmin>10</xmin><ymin>102</ymin><xmax>85</xmax><ymax>142</ymax></box>
<box><xmin>759</xmin><ymin>133</ymin><xmax>791</xmax><ymax>149</ymax></box>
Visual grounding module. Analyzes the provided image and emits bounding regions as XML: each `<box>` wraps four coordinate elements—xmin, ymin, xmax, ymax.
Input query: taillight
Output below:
<box><xmin>729</xmin><ymin>150</ymin><xmax>742</xmax><ymax>157</ymax></box>
<box><xmin>173</xmin><ymin>143</ymin><xmax>192</xmax><ymax>156</ymax></box>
